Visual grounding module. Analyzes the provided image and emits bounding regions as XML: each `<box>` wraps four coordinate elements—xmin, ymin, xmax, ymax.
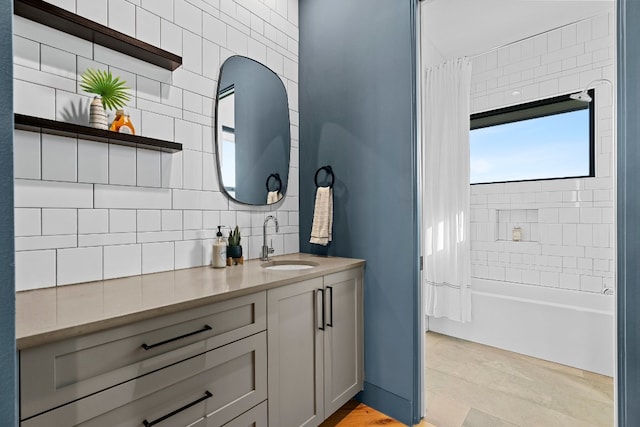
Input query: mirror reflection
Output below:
<box><xmin>215</xmin><ymin>56</ymin><xmax>291</xmax><ymax>205</ymax></box>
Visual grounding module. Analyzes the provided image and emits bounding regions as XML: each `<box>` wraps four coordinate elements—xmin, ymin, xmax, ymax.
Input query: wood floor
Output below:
<box><xmin>322</xmin><ymin>332</ymin><xmax>613</xmax><ymax>427</ymax></box>
<box><xmin>319</xmin><ymin>400</ymin><xmax>434</xmax><ymax>427</ymax></box>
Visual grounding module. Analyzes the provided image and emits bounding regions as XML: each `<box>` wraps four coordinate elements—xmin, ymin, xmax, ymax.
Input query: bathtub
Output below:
<box><xmin>428</xmin><ymin>278</ymin><xmax>615</xmax><ymax>377</ymax></box>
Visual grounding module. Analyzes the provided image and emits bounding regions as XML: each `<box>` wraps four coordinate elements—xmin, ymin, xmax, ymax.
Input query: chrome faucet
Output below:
<box><xmin>261</xmin><ymin>215</ymin><xmax>280</xmax><ymax>261</ymax></box>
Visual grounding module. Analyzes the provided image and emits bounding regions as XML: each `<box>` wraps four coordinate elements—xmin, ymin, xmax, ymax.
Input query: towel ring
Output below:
<box><xmin>266</xmin><ymin>173</ymin><xmax>282</xmax><ymax>192</ymax></box>
<box><xmin>314</xmin><ymin>165</ymin><xmax>334</xmax><ymax>189</ymax></box>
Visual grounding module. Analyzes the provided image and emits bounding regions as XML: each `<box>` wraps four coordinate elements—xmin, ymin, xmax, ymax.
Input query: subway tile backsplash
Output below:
<box><xmin>57</xmin><ymin>246</ymin><xmax>104</xmax><ymax>286</ymax></box>
<box><xmin>15</xmin><ymin>250</ymin><xmax>56</xmax><ymax>291</ymax></box>
<box><xmin>141</xmin><ymin>241</ymin><xmax>175</xmax><ymax>274</ymax></box>
<box><xmin>15</xmin><ymin>180</ymin><xmax>94</xmax><ymax>209</ymax></box>
<box><xmin>12</xmin><ymin>0</ymin><xmax>300</xmax><ymax>290</ymax></box>
<box><xmin>78</xmin><ymin>139</ymin><xmax>109</xmax><ymax>184</ymax></box>
<box><xmin>42</xmin><ymin>209</ymin><xmax>77</xmax><ymax>236</ymax></box>
<box><xmin>104</xmin><ymin>244</ymin><xmax>142</xmax><ymax>280</ymax></box>
<box><xmin>470</xmin><ymin>11</ymin><xmax>614</xmax><ymax>294</ymax></box>
<box><xmin>15</xmin><ymin>208</ymin><xmax>41</xmax><ymax>237</ymax></box>
<box><xmin>13</xmin><ymin>130</ymin><xmax>41</xmax><ymax>180</ymax></box>
<box><xmin>41</xmin><ymin>134</ymin><xmax>77</xmax><ymax>182</ymax></box>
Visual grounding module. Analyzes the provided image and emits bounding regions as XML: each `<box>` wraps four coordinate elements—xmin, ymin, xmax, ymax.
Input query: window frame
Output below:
<box><xmin>469</xmin><ymin>89</ymin><xmax>596</xmax><ymax>185</ymax></box>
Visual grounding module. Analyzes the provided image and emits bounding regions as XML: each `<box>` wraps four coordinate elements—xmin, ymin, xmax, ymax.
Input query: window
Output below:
<box><xmin>470</xmin><ymin>90</ymin><xmax>595</xmax><ymax>184</ymax></box>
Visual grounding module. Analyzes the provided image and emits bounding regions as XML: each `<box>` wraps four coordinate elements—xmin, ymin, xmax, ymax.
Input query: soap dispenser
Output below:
<box><xmin>212</xmin><ymin>226</ymin><xmax>227</xmax><ymax>268</ymax></box>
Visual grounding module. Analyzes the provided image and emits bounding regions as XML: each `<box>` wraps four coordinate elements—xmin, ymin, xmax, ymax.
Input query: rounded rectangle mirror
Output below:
<box><xmin>215</xmin><ymin>55</ymin><xmax>291</xmax><ymax>205</ymax></box>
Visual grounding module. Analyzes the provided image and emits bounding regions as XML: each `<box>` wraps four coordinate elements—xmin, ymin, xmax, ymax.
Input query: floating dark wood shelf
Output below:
<box><xmin>14</xmin><ymin>0</ymin><xmax>182</xmax><ymax>71</ymax></box>
<box><xmin>15</xmin><ymin>114</ymin><xmax>182</xmax><ymax>153</ymax></box>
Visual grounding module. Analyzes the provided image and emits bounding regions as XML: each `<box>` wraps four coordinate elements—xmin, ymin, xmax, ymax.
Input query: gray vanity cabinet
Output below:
<box><xmin>19</xmin><ymin>292</ymin><xmax>268</xmax><ymax>427</ymax></box>
<box><xmin>17</xmin><ymin>261</ymin><xmax>364</xmax><ymax>427</ymax></box>
<box><xmin>267</xmin><ymin>267</ymin><xmax>364</xmax><ymax>427</ymax></box>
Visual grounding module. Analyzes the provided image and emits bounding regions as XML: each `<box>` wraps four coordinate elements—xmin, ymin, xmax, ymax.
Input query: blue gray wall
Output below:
<box><xmin>0</xmin><ymin>0</ymin><xmax>16</xmax><ymax>423</ymax></box>
<box><xmin>617</xmin><ymin>1</ymin><xmax>640</xmax><ymax>426</ymax></box>
<box><xmin>299</xmin><ymin>0</ymin><xmax>420</xmax><ymax>424</ymax></box>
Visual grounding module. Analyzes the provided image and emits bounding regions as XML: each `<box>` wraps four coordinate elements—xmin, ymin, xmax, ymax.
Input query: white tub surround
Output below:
<box><xmin>469</xmin><ymin>11</ymin><xmax>615</xmax><ymax>296</ymax></box>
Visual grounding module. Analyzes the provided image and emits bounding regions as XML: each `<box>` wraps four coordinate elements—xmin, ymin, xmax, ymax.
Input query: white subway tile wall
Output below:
<box><xmin>103</xmin><ymin>244</ymin><xmax>142</xmax><ymax>279</ymax></box>
<box><xmin>15</xmin><ymin>250</ymin><xmax>57</xmax><ymax>291</ymax></box>
<box><xmin>470</xmin><ymin>12</ymin><xmax>614</xmax><ymax>293</ymax></box>
<box><xmin>12</xmin><ymin>0</ymin><xmax>300</xmax><ymax>290</ymax></box>
<box><xmin>496</xmin><ymin>209</ymin><xmax>538</xmax><ymax>242</ymax></box>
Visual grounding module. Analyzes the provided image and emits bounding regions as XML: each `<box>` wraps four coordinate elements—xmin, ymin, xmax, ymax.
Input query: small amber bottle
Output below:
<box><xmin>110</xmin><ymin>110</ymin><xmax>136</xmax><ymax>135</ymax></box>
<box><xmin>109</xmin><ymin>110</ymin><xmax>124</xmax><ymax>132</ymax></box>
<box><xmin>119</xmin><ymin>114</ymin><xmax>135</xmax><ymax>134</ymax></box>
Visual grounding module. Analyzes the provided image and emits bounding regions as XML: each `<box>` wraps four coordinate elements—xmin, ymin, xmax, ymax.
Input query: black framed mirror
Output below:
<box><xmin>215</xmin><ymin>55</ymin><xmax>291</xmax><ymax>205</ymax></box>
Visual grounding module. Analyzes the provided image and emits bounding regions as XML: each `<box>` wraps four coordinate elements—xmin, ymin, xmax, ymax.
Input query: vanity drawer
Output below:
<box><xmin>21</xmin><ymin>291</ymin><xmax>266</xmax><ymax>420</ymax></box>
<box><xmin>21</xmin><ymin>331</ymin><xmax>267</xmax><ymax>427</ymax></box>
<box><xmin>220</xmin><ymin>401</ymin><xmax>268</xmax><ymax>427</ymax></box>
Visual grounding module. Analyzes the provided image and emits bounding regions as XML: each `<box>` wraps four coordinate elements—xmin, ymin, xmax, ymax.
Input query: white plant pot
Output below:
<box><xmin>89</xmin><ymin>96</ymin><xmax>108</xmax><ymax>130</ymax></box>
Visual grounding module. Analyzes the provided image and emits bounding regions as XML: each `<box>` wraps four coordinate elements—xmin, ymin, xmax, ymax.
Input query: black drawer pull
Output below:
<box><xmin>141</xmin><ymin>325</ymin><xmax>212</xmax><ymax>351</ymax></box>
<box><xmin>142</xmin><ymin>390</ymin><xmax>213</xmax><ymax>427</ymax></box>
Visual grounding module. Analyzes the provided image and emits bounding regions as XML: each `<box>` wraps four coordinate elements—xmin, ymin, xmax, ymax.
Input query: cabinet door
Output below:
<box><xmin>267</xmin><ymin>277</ymin><xmax>324</xmax><ymax>427</ymax></box>
<box><xmin>323</xmin><ymin>268</ymin><xmax>364</xmax><ymax>417</ymax></box>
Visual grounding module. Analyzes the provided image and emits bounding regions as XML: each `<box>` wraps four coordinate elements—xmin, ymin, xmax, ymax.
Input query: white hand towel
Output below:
<box><xmin>267</xmin><ymin>191</ymin><xmax>282</xmax><ymax>204</ymax></box>
<box><xmin>310</xmin><ymin>186</ymin><xmax>333</xmax><ymax>246</ymax></box>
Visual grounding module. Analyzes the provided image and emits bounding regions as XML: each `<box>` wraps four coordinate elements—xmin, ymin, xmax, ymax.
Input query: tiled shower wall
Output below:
<box><xmin>469</xmin><ymin>11</ymin><xmax>615</xmax><ymax>293</ymax></box>
<box><xmin>12</xmin><ymin>0</ymin><xmax>300</xmax><ymax>290</ymax></box>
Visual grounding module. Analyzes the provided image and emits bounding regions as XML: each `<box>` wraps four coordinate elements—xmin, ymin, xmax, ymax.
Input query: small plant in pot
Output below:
<box><xmin>80</xmin><ymin>68</ymin><xmax>130</xmax><ymax>130</ymax></box>
<box><xmin>227</xmin><ymin>226</ymin><xmax>243</xmax><ymax>262</ymax></box>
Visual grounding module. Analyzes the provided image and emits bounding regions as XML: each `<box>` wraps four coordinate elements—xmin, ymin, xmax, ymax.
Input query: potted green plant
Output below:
<box><xmin>80</xmin><ymin>68</ymin><xmax>130</xmax><ymax>130</ymax></box>
<box><xmin>227</xmin><ymin>225</ymin><xmax>243</xmax><ymax>261</ymax></box>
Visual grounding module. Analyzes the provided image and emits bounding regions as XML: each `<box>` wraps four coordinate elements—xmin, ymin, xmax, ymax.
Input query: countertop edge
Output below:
<box><xmin>16</xmin><ymin>256</ymin><xmax>365</xmax><ymax>350</ymax></box>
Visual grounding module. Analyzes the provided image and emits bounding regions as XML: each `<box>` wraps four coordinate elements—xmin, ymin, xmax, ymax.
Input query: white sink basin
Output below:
<box><xmin>261</xmin><ymin>260</ymin><xmax>319</xmax><ymax>271</ymax></box>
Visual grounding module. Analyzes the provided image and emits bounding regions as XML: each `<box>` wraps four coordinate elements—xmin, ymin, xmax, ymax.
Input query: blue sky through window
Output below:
<box><xmin>470</xmin><ymin>109</ymin><xmax>590</xmax><ymax>184</ymax></box>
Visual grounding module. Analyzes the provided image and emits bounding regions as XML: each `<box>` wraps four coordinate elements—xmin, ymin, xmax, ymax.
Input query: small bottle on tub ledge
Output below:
<box><xmin>512</xmin><ymin>226</ymin><xmax>522</xmax><ymax>242</ymax></box>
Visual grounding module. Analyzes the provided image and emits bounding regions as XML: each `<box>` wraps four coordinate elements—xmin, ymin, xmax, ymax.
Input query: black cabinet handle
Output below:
<box><xmin>142</xmin><ymin>391</ymin><xmax>213</xmax><ymax>426</ymax></box>
<box><xmin>141</xmin><ymin>325</ymin><xmax>212</xmax><ymax>351</ymax></box>
<box><xmin>326</xmin><ymin>286</ymin><xmax>334</xmax><ymax>327</ymax></box>
<box><xmin>318</xmin><ymin>288</ymin><xmax>325</xmax><ymax>331</ymax></box>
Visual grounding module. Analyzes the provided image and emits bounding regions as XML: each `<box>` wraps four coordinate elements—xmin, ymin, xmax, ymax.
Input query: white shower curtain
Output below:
<box><xmin>422</xmin><ymin>58</ymin><xmax>472</xmax><ymax>323</ymax></box>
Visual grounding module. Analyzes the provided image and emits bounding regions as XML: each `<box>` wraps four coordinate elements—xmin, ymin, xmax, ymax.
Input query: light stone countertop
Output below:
<box><xmin>16</xmin><ymin>253</ymin><xmax>365</xmax><ymax>350</ymax></box>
